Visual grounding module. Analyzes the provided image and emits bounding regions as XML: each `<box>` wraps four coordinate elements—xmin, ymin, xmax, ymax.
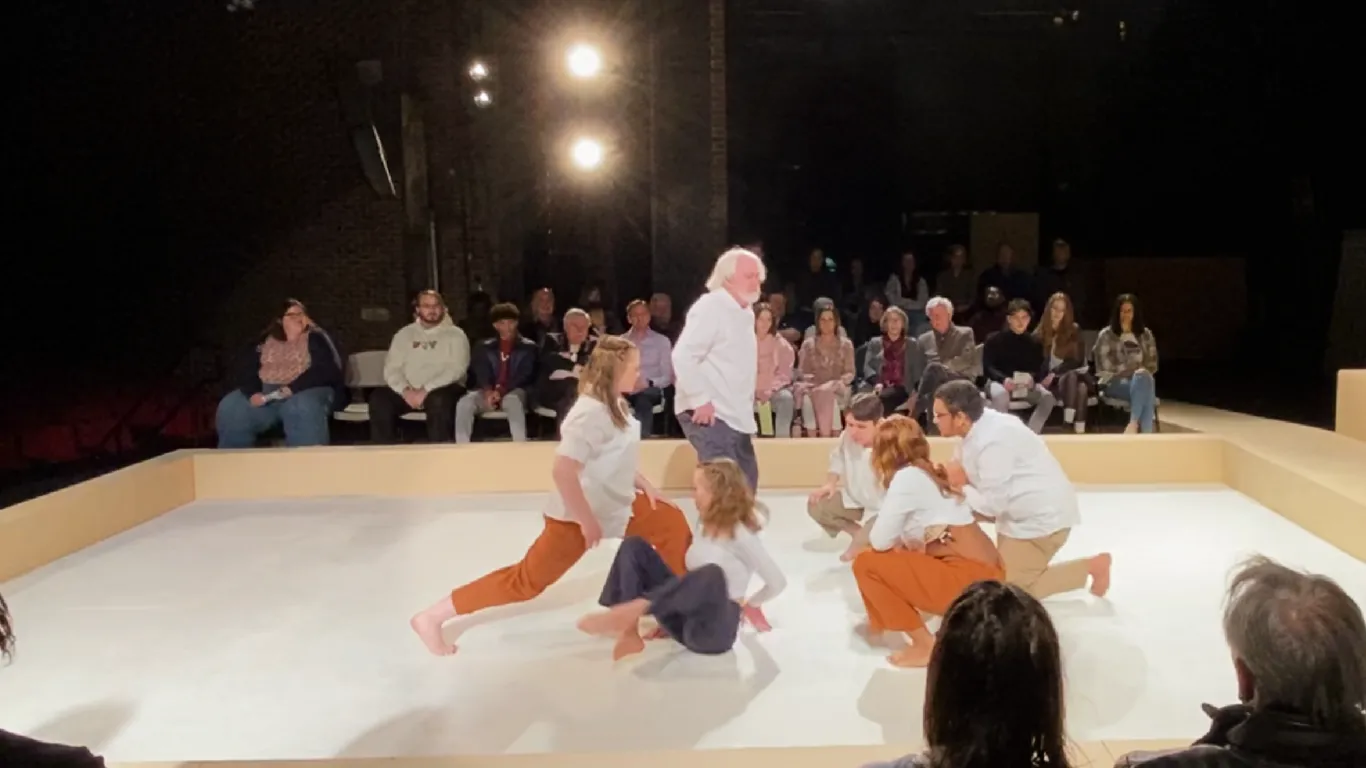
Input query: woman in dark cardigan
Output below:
<box><xmin>215</xmin><ymin>299</ymin><xmax>344</xmax><ymax>448</ymax></box>
<box><xmin>1034</xmin><ymin>292</ymin><xmax>1094</xmax><ymax>434</ymax></box>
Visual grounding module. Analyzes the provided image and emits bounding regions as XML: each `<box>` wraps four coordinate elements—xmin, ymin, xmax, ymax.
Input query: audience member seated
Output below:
<box><xmin>536</xmin><ymin>308</ymin><xmax>597</xmax><ymax>423</ymax></box>
<box><xmin>910</xmin><ymin>297</ymin><xmax>978</xmax><ymax>426</ymax></box>
<box><xmin>217</xmin><ymin>299</ymin><xmax>343</xmax><ymax>449</ymax></box>
<box><xmin>1094</xmin><ymin>293</ymin><xmax>1160</xmax><ymax>434</ymax></box>
<box><xmin>519</xmin><ymin>287</ymin><xmax>560</xmax><ymax>345</ymax></box>
<box><xmin>861</xmin><ymin>306</ymin><xmax>915</xmax><ymax>414</ymax></box>
<box><xmin>968</xmin><ymin>286</ymin><xmax>1008</xmax><ymax>342</ymax></box>
<box><xmin>863</xmin><ymin>581</ymin><xmax>1070</xmax><ymax>768</ymax></box>
<box><xmin>842</xmin><ymin>256</ymin><xmax>880</xmax><ymax>322</ymax></box>
<box><xmin>795</xmin><ymin>247</ymin><xmax>843</xmax><ymax>320</ymax></box>
<box><xmin>1036</xmin><ymin>291</ymin><xmax>1093</xmax><ymax>434</ymax></box>
<box><xmin>885</xmin><ymin>250</ymin><xmax>930</xmax><ymax>336</ymax></box>
<box><xmin>369</xmin><ymin>290</ymin><xmax>470</xmax><ymax>444</ymax></box>
<box><xmin>976</xmin><ymin>241</ymin><xmax>1033</xmax><ymax>305</ymax></box>
<box><xmin>1116</xmin><ymin>556</ymin><xmax>1366</xmax><ymax>768</ymax></box>
<box><xmin>796</xmin><ymin>304</ymin><xmax>856</xmax><ymax>437</ymax></box>
<box><xmin>754</xmin><ymin>301</ymin><xmax>797</xmax><ymax>437</ymax></box>
<box><xmin>459</xmin><ymin>290</ymin><xmax>494</xmax><ymax>344</ymax></box>
<box><xmin>934</xmin><ymin>244</ymin><xmax>976</xmax><ymax>320</ymax></box>
<box><xmin>579</xmin><ymin>284</ymin><xmax>622</xmax><ymax>334</ymax></box>
<box><xmin>648</xmin><ymin>292</ymin><xmax>682</xmax><ymax>342</ymax></box>
<box><xmin>984</xmin><ymin>299</ymin><xmax>1056</xmax><ymax>434</ymax></box>
<box><xmin>803</xmin><ymin>297</ymin><xmax>850</xmax><ymax>340</ymax></box>
<box><xmin>1034</xmin><ymin>239</ymin><xmax>1090</xmax><ymax>326</ymax></box>
<box><xmin>767</xmin><ymin>291</ymin><xmax>803</xmax><ymax>346</ymax></box>
<box><xmin>851</xmin><ymin>295</ymin><xmax>887</xmax><ymax>347</ymax></box>
<box><xmin>622</xmin><ymin>299</ymin><xmax>673</xmax><ymax>437</ymax></box>
<box><xmin>455</xmin><ymin>302</ymin><xmax>537</xmax><ymax>443</ymax></box>
<box><xmin>2</xmin><ymin>593</ymin><xmax>108</xmax><ymax>767</ymax></box>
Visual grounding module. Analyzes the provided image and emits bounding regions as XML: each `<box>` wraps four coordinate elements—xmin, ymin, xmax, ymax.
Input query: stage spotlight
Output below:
<box><xmin>566</xmin><ymin>43</ymin><xmax>602</xmax><ymax>79</ymax></box>
<box><xmin>468</xmin><ymin>61</ymin><xmax>489</xmax><ymax>81</ymax></box>
<box><xmin>571</xmin><ymin>137</ymin><xmax>604</xmax><ymax>170</ymax></box>
<box><xmin>473</xmin><ymin>90</ymin><xmax>492</xmax><ymax>108</ymax></box>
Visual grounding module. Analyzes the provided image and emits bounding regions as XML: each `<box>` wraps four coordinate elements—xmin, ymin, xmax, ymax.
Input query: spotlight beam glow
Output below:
<box><xmin>566</xmin><ymin>44</ymin><xmax>602</xmax><ymax>79</ymax></box>
<box><xmin>571</xmin><ymin>138</ymin><xmax>604</xmax><ymax>170</ymax></box>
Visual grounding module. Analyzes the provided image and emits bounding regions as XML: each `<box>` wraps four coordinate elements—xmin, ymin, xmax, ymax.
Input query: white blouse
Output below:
<box><xmin>828</xmin><ymin>432</ymin><xmax>884</xmax><ymax>513</ymax></box>
<box><xmin>685</xmin><ymin>524</ymin><xmax>787</xmax><ymax>607</ymax></box>
<box><xmin>867</xmin><ymin>465</ymin><xmax>974</xmax><ymax>552</ymax></box>
<box><xmin>543</xmin><ymin>394</ymin><xmax>641</xmax><ymax>538</ymax></box>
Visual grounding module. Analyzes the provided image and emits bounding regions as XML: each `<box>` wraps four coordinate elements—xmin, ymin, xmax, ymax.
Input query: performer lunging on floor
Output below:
<box><xmin>672</xmin><ymin>247</ymin><xmax>765</xmax><ymax>492</ymax></box>
<box><xmin>932</xmin><ymin>379</ymin><xmax>1112</xmax><ymax>600</ymax></box>
<box><xmin>578</xmin><ymin>458</ymin><xmax>786</xmax><ymax>660</ymax></box>
<box><xmin>410</xmin><ymin>337</ymin><xmax>693</xmax><ymax>656</ymax></box>
<box><xmin>807</xmin><ymin>392</ymin><xmax>886</xmax><ymax>561</ymax></box>
<box><xmin>852</xmin><ymin>415</ymin><xmax>1004</xmax><ymax>667</ymax></box>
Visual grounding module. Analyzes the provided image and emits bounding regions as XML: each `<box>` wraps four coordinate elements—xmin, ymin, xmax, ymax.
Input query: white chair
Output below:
<box><xmin>333</xmin><ymin>351</ymin><xmax>388</xmax><ymax>423</ymax></box>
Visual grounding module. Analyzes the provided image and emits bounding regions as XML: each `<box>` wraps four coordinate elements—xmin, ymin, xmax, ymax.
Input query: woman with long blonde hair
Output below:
<box><xmin>1034</xmin><ymin>291</ymin><xmax>1093</xmax><ymax>433</ymax></box>
<box><xmin>852</xmin><ymin>415</ymin><xmax>1004</xmax><ymax>668</ymax></box>
<box><xmin>411</xmin><ymin>337</ymin><xmax>694</xmax><ymax>656</ymax></box>
<box><xmin>578</xmin><ymin>459</ymin><xmax>787</xmax><ymax>660</ymax></box>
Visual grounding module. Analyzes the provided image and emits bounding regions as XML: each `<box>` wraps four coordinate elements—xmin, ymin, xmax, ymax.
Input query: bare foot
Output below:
<box><xmin>578</xmin><ymin>599</ymin><xmax>649</xmax><ymax>638</ymax></box>
<box><xmin>612</xmin><ymin>630</ymin><xmax>646</xmax><ymax>660</ymax></box>
<box><xmin>643</xmin><ymin>626</ymin><xmax>668</xmax><ymax>641</ymax></box>
<box><xmin>888</xmin><ymin>639</ymin><xmax>935</xmax><ymax>668</ymax></box>
<box><xmin>410</xmin><ymin>613</ymin><xmax>456</xmax><ymax>656</ymax></box>
<box><xmin>840</xmin><ymin>542</ymin><xmax>869</xmax><ymax>562</ymax></box>
<box><xmin>1089</xmin><ymin>552</ymin><xmax>1113</xmax><ymax>597</ymax></box>
<box><xmin>855</xmin><ymin>622</ymin><xmax>885</xmax><ymax>646</ymax></box>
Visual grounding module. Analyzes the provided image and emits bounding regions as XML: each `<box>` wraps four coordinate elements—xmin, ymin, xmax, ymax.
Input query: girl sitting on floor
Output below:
<box><xmin>578</xmin><ymin>459</ymin><xmax>786</xmax><ymax>660</ymax></box>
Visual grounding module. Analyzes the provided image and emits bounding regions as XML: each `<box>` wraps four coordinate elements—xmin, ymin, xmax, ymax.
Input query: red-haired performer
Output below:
<box><xmin>409</xmin><ymin>337</ymin><xmax>693</xmax><ymax>656</ymax></box>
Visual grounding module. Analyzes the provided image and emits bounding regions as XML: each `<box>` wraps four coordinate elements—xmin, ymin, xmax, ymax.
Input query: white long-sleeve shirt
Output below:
<box><xmin>956</xmin><ymin>409</ymin><xmax>1080</xmax><ymax>539</ymax></box>
<box><xmin>828</xmin><ymin>433</ymin><xmax>884</xmax><ymax>512</ymax></box>
<box><xmin>384</xmin><ymin>317</ymin><xmax>470</xmax><ymax>393</ymax></box>
<box><xmin>543</xmin><ymin>395</ymin><xmax>641</xmax><ymax>538</ymax></box>
<box><xmin>671</xmin><ymin>289</ymin><xmax>758</xmax><ymax>434</ymax></box>
<box><xmin>868</xmin><ymin>465</ymin><xmax>974</xmax><ymax>551</ymax></box>
<box><xmin>685</xmin><ymin>524</ymin><xmax>787</xmax><ymax>606</ymax></box>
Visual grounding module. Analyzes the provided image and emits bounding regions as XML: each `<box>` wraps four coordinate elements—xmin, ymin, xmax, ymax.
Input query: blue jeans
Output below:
<box><xmin>216</xmin><ymin>386</ymin><xmax>334</xmax><ymax>448</ymax></box>
<box><xmin>1104</xmin><ymin>371</ymin><xmax>1157</xmax><ymax>433</ymax></box>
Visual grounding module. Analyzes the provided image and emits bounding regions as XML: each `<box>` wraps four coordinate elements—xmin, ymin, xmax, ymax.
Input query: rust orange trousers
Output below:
<box><xmin>853</xmin><ymin>549</ymin><xmax>1005</xmax><ymax>633</ymax></box>
<box><xmin>450</xmin><ymin>493</ymin><xmax>693</xmax><ymax>615</ymax></box>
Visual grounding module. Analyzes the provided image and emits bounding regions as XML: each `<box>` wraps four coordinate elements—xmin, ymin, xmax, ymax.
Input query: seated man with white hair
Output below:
<box><xmin>672</xmin><ymin>247</ymin><xmax>765</xmax><ymax>491</ymax></box>
<box><xmin>1116</xmin><ymin>556</ymin><xmax>1366</xmax><ymax>768</ymax></box>
<box><xmin>910</xmin><ymin>296</ymin><xmax>978</xmax><ymax>426</ymax></box>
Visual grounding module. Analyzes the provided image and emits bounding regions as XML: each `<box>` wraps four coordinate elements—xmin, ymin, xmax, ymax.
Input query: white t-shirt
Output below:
<box><xmin>868</xmin><ymin>465</ymin><xmax>974</xmax><ymax>551</ymax></box>
<box><xmin>543</xmin><ymin>394</ymin><xmax>641</xmax><ymax>538</ymax></box>
<box><xmin>828</xmin><ymin>432</ymin><xmax>884</xmax><ymax>512</ymax></box>
<box><xmin>685</xmin><ymin>524</ymin><xmax>787</xmax><ymax>607</ymax></box>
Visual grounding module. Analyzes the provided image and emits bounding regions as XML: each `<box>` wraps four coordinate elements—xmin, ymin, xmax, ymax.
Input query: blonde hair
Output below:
<box><xmin>578</xmin><ymin>336</ymin><xmax>637</xmax><ymax>430</ymax></box>
<box><xmin>696</xmin><ymin>459</ymin><xmax>763</xmax><ymax>539</ymax></box>
<box><xmin>870</xmin><ymin>415</ymin><xmax>956</xmax><ymax>498</ymax></box>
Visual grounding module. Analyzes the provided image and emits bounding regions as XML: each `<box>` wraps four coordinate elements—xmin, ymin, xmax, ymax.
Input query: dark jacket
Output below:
<box><xmin>1034</xmin><ymin>322</ymin><xmax>1086</xmax><ymax>376</ymax></box>
<box><xmin>0</xmin><ymin>729</ymin><xmax>105</xmax><ymax>768</ymax></box>
<box><xmin>470</xmin><ymin>335</ymin><xmax>538</xmax><ymax>393</ymax></box>
<box><xmin>537</xmin><ymin>332</ymin><xmax>597</xmax><ymax>408</ymax></box>
<box><xmin>983</xmin><ymin>328</ymin><xmax>1048</xmax><ymax>384</ymax></box>
<box><xmin>234</xmin><ymin>329</ymin><xmax>345</xmax><ymax>404</ymax></box>
<box><xmin>1117</xmin><ymin>703</ymin><xmax>1366</xmax><ymax>768</ymax></box>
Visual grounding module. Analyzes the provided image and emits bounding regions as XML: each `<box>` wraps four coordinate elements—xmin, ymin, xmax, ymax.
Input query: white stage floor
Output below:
<box><xmin>3</xmin><ymin>487</ymin><xmax>1365</xmax><ymax>762</ymax></box>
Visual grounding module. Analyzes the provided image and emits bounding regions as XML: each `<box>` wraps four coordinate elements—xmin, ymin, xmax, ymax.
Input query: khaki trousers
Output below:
<box><xmin>807</xmin><ymin>494</ymin><xmax>866</xmax><ymax>537</ymax></box>
<box><xmin>996</xmin><ymin>528</ymin><xmax>1089</xmax><ymax>600</ymax></box>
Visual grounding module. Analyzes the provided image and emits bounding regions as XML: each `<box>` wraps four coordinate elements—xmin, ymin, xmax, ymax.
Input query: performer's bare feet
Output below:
<box><xmin>643</xmin><ymin>626</ymin><xmax>668</xmax><ymax>640</ymax></box>
<box><xmin>888</xmin><ymin>628</ymin><xmax>936</xmax><ymax>668</ymax></box>
<box><xmin>840</xmin><ymin>542</ymin><xmax>869</xmax><ymax>562</ymax></box>
<box><xmin>410</xmin><ymin>612</ymin><xmax>456</xmax><ymax>656</ymax></box>
<box><xmin>612</xmin><ymin>629</ymin><xmax>646</xmax><ymax>660</ymax></box>
<box><xmin>1088</xmin><ymin>553</ymin><xmax>1113</xmax><ymax>597</ymax></box>
<box><xmin>577</xmin><ymin>599</ymin><xmax>650</xmax><ymax>637</ymax></box>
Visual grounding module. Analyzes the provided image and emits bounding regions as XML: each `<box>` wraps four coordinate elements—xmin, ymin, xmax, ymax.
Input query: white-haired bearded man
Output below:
<box><xmin>671</xmin><ymin>247</ymin><xmax>766</xmax><ymax>491</ymax></box>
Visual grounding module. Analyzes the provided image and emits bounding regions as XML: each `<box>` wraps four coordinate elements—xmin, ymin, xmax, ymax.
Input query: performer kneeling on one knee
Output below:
<box><xmin>853</xmin><ymin>415</ymin><xmax>1005</xmax><ymax>668</ymax></box>
<box><xmin>410</xmin><ymin>336</ymin><xmax>693</xmax><ymax>656</ymax></box>
<box><xmin>578</xmin><ymin>459</ymin><xmax>786</xmax><ymax>660</ymax></box>
<box><xmin>807</xmin><ymin>392</ymin><xmax>885</xmax><ymax>562</ymax></box>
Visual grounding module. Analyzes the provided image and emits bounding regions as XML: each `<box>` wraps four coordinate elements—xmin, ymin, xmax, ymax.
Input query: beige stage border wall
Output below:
<box><xmin>106</xmin><ymin>739</ymin><xmax>1189</xmax><ymax>768</ymax></box>
<box><xmin>1337</xmin><ymin>369</ymin><xmax>1366</xmax><ymax>443</ymax></box>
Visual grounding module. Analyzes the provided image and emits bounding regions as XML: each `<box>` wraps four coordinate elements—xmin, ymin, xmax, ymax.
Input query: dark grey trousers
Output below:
<box><xmin>599</xmin><ymin>537</ymin><xmax>741</xmax><ymax>655</ymax></box>
<box><xmin>678</xmin><ymin>412</ymin><xmax>759</xmax><ymax>491</ymax></box>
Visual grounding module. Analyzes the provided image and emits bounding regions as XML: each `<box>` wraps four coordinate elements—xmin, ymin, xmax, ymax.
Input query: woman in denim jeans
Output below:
<box><xmin>1094</xmin><ymin>293</ymin><xmax>1160</xmax><ymax>433</ymax></box>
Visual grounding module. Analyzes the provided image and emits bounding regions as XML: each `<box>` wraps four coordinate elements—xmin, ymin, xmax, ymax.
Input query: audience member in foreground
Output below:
<box><xmin>411</xmin><ymin>338</ymin><xmax>693</xmax><ymax>655</ymax></box>
<box><xmin>807</xmin><ymin>393</ymin><xmax>886</xmax><ymax>561</ymax></box>
<box><xmin>1116</xmin><ymin>557</ymin><xmax>1366</xmax><ymax>768</ymax></box>
<box><xmin>936</xmin><ymin>380</ymin><xmax>1112</xmax><ymax>600</ymax></box>
<box><xmin>370</xmin><ymin>290</ymin><xmax>470</xmax><ymax>443</ymax></box>
<box><xmin>853</xmin><ymin>415</ymin><xmax>1003</xmax><ymax>667</ymax></box>
<box><xmin>454</xmin><ymin>302</ymin><xmax>537</xmax><ymax>443</ymax></box>
<box><xmin>578</xmin><ymin>459</ymin><xmax>786</xmax><ymax>659</ymax></box>
<box><xmin>673</xmin><ymin>247</ymin><xmax>765</xmax><ymax>490</ymax></box>
<box><xmin>864</xmin><ymin>581</ymin><xmax>1073</xmax><ymax>768</ymax></box>
<box><xmin>1094</xmin><ymin>292</ymin><xmax>1160</xmax><ymax>434</ymax></box>
<box><xmin>217</xmin><ymin>298</ymin><xmax>343</xmax><ymax>448</ymax></box>
<box><xmin>1</xmin><ymin>594</ymin><xmax>106</xmax><ymax>767</ymax></box>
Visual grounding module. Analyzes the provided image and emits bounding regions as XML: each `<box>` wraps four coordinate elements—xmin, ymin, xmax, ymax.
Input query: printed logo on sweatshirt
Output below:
<box><xmin>412</xmin><ymin>340</ymin><xmax>440</xmax><ymax>350</ymax></box>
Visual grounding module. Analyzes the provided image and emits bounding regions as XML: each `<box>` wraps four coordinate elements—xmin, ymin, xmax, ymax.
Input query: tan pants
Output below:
<box><xmin>996</xmin><ymin>529</ymin><xmax>1089</xmax><ymax>600</ymax></box>
<box><xmin>807</xmin><ymin>494</ymin><xmax>865</xmax><ymax>538</ymax></box>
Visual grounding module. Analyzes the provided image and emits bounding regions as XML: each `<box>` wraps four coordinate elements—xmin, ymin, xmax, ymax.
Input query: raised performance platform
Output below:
<box><xmin>2</xmin><ymin>393</ymin><xmax>1364</xmax><ymax>768</ymax></box>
